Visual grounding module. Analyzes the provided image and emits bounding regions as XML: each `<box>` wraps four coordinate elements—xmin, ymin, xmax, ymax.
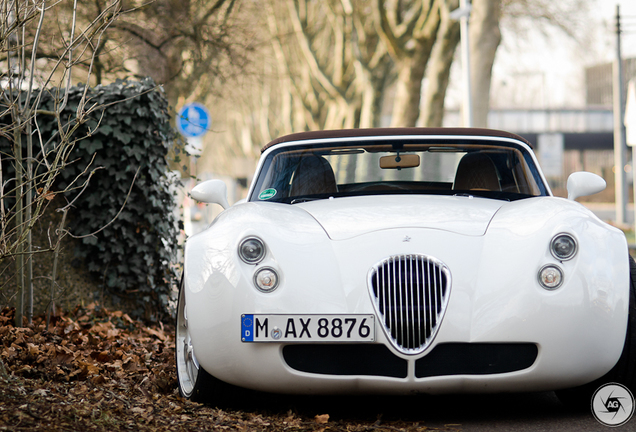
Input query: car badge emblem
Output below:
<box><xmin>403</xmin><ymin>236</ymin><xmax>411</xmax><ymax>242</ymax></box>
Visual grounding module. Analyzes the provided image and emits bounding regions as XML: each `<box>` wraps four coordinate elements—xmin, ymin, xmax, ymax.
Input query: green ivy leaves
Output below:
<box><xmin>32</xmin><ymin>78</ymin><xmax>178</xmax><ymax>321</ymax></box>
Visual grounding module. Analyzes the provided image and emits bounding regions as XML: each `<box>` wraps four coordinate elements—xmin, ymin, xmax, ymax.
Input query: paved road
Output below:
<box><xmin>368</xmin><ymin>392</ymin><xmax>630</xmax><ymax>431</ymax></box>
<box><xmin>257</xmin><ymin>391</ymin><xmax>634</xmax><ymax>431</ymax></box>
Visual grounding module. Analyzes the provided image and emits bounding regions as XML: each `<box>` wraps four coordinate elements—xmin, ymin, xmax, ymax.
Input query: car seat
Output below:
<box><xmin>453</xmin><ymin>152</ymin><xmax>501</xmax><ymax>191</ymax></box>
<box><xmin>290</xmin><ymin>154</ymin><xmax>338</xmax><ymax>196</ymax></box>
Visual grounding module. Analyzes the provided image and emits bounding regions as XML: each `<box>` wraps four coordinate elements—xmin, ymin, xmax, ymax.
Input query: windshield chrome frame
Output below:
<box><xmin>247</xmin><ymin>135</ymin><xmax>551</xmax><ymax>202</ymax></box>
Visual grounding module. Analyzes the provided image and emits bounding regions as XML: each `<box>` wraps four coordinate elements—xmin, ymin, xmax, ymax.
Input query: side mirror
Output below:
<box><xmin>190</xmin><ymin>179</ymin><xmax>230</xmax><ymax>209</ymax></box>
<box><xmin>566</xmin><ymin>172</ymin><xmax>606</xmax><ymax>201</ymax></box>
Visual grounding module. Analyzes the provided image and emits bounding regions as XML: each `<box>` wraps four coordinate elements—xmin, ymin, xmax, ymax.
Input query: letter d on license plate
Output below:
<box><xmin>241</xmin><ymin>314</ymin><xmax>375</xmax><ymax>343</ymax></box>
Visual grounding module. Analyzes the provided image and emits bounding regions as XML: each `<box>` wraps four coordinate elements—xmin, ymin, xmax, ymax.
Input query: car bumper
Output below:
<box><xmin>185</xmin><ymin>223</ymin><xmax>629</xmax><ymax>394</ymax></box>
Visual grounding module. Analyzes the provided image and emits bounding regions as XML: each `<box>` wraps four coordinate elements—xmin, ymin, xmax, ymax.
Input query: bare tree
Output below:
<box><xmin>470</xmin><ymin>0</ymin><xmax>592</xmax><ymax>127</ymax></box>
<box><xmin>469</xmin><ymin>0</ymin><xmax>502</xmax><ymax>128</ymax></box>
<box><xmin>373</xmin><ymin>0</ymin><xmax>442</xmax><ymax>127</ymax></box>
<box><xmin>350</xmin><ymin>1</ymin><xmax>394</xmax><ymax>128</ymax></box>
<box><xmin>217</xmin><ymin>0</ymin><xmax>461</xmax><ymax>163</ymax></box>
<box><xmin>15</xmin><ymin>0</ymin><xmax>248</xmax><ymax>109</ymax></box>
<box><xmin>0</xmin><ymin>0</ymin><xmax>123</xmax><ymax>326</ymax></box>
<box><xmin>421</xmin><ymin>0</ymin><xmax>460</xmax><ymax>127</ymax></box>
<box><xmin>229</xmin><ymin>0</ymin><xmax>393</xmax><ymax>142</ymax></box>
<box><xmin>111</xmin><ymin>0</ymin><xmax>248</xmax><ymax>107</ymax></box>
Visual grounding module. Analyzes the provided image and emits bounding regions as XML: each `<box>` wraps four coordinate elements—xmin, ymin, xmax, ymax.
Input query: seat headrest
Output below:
<box><xmin>290</xmin><ymin>154</ymin><xmax>338</xmax><ymax>196</ymax></box>
<box><xmin>453</xmin><ymin>152</ymin><xmax>501</xmax><ymax>191</ymax></box>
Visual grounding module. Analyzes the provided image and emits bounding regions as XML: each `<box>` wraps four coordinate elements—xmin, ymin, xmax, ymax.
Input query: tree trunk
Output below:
<box><xmin>358</xmin><ymin>70</ymin><xmax>388</xmax><ymax>128</ymax></box>
<box><xmin>421</xmin><ymin>1</ymin><xmax>460</xmax><ymax>127</ymax></box>
<box><xmin>358</xmin><ymin>71</ymin><xmax>378</xmax><ymax>128</ymax></box>
<box><xmin>390</xmin><ymin>48</ymin><xmax>430</xmax><ymax>127</ymax></box>
<box><xmin>469</xmin><ymin>0</ymin><xmax>502</xmax><ymax>128</ymax></box>
<box><xmin>373</xmin><ymin>0</ymin><xmax>441</xmax><ymax>128</ymax></box>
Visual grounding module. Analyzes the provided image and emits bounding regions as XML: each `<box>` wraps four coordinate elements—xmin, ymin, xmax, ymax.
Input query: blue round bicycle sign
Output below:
<box><xmin>177</xmin><ymin>103</ymin><xmax>210</xmax><ymax>138</ymax></box>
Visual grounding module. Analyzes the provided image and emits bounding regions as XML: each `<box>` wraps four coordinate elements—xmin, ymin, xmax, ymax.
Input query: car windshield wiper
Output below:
<box><xmin>453</xmin><ymin>192</ymin><xmax>511</xmax><ymax>202</ymax></box>
<box><xmin>291</xmin><ymin>197</ymin><xmax>321</xmax><ymax>204</ymax></box>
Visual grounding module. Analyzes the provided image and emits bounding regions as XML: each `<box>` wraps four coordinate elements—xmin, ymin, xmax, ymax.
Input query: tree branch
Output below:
<box><xmin>287</xmin><ymin>0</ymin><xmax>346</xmax><ymax>102</ymax></box>
<box><xmin>373</xmin><ymin>0</ymin><xmax>406</xmax><ymax>59</ymax></box>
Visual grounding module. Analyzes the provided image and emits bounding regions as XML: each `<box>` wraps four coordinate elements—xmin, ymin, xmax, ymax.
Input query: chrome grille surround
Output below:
<box><xmin>368</xmin><ymin>254</ymin><xmax>451</xmax><ymax>355</ymax></box>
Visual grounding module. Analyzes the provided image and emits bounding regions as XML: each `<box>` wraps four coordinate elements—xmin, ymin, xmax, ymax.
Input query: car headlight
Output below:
<box><xmin>238</xmin><ymin>237</ymin><xmax>265</xmax><ymax>264</ymax></box>
<box><xmin>538</xmin><ymin>264</ymin><xmax>563</xmax><ymax>290</ymax></box>
<box><xmin>254</xmin><ymin>267</ymin><xmax>279</xmax><ymax>292</ymax></box>
<box><xmin>550</xmin><ymin>233</ymin><xmax>577</xmax><ymax>261</ymax></box>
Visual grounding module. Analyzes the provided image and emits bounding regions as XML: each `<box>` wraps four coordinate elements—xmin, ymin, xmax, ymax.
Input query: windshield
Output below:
<box><xmin>249</xmin><ymin>141</ymin><xmax>548</xmax><ymax>203</ymax></box>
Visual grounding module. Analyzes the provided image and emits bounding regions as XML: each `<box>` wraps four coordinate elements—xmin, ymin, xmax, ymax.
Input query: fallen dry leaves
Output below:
<box><xmin>0</xmin><ymin>305</ymin><xmax>462</xmax><ymax>432</ymax></box>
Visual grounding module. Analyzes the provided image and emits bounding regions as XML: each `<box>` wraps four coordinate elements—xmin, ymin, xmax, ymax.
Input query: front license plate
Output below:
<box><xmin>241</xmin><ymin>314</ymin><xmax>375</xmax><ymax>343</ymax></box>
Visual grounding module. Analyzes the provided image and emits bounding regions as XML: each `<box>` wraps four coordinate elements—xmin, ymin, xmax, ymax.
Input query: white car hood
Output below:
<box><xmin>296</xmin><ymin>195</ymin><xmax>505</xmax><ymax>240</ymax></box>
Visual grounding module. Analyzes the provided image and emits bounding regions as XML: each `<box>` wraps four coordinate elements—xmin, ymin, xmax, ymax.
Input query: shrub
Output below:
<box><xmin>2</xmin><ymin>78</ymin><xmax>180</xmax><ymax>321</ymax></box>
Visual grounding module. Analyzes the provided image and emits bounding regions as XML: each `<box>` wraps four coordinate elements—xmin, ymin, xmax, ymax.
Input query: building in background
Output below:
<box><xmin>586</xmin><ymin>58</ymin><xmax>636</xmax><ymax>107</ymax></box>
<box><xmin>442</xmin><ymin>59</ymin><xmax>636</xmax><ymax>204</ymax></box>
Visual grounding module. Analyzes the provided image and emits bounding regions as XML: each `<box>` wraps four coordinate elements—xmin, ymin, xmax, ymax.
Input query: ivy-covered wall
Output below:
<box><xmin>3</xmin><ymin>78</ymin><xmax>180</xmax><ymax>321</ymax></box>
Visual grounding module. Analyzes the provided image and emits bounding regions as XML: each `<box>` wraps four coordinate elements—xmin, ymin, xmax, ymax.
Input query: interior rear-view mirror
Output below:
<box><xmin>380</xmin><ymin>154</ymin><xmax>420</xmax><ymax>170</ymax></box>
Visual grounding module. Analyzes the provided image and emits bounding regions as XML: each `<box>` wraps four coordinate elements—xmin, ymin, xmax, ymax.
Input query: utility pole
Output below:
<box><xmin>614</xmin><ymin>4</ymin><xmax>628</xmax><ymax>225</ymax></box>
<box><xmin>629</xmin><ymin>79</ymin><xmax>636</xmax><ymax>235</ymax></box>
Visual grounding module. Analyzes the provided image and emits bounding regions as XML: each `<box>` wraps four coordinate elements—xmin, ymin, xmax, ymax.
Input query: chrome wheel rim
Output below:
<box><xmin>176</xmin><ymin>283</ymin><xmax>199</xmax><ymax>397</ymax></box>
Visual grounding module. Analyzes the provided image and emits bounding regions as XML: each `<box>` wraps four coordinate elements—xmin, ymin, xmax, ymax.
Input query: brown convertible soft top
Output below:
<box><xmin>261</xmin><ymin>127</ymin><xmax>532</xmax><ymax>153</ymax></box>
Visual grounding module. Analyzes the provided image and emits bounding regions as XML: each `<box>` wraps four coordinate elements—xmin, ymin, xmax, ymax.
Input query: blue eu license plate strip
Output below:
<box><xmin>241</xmin><ymin>314</ymin><xmax>375</xmax><ymax>343</ymax></box>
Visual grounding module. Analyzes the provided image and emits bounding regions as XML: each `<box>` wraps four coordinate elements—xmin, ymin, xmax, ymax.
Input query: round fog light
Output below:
<box><xmin>239</xmin><ymin>237</ymin><xmax>265</xmax><ymax>264</ymax></box>
<box><xmin>254</xmin><ymin>267</ymin><xmax>279</xmax><ymax>292</ymax></box>
<box><xmin>538</xmin><ymin>265</ymin><xmax>563</xmax><ymax>290</ymax></box>
<box><xmin>551</xmin><ymin>234</ymin><xmax>577</xmax><ymax>261</ymax></box>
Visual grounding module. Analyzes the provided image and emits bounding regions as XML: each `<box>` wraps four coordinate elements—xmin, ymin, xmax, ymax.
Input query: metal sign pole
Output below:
<box><xmin>626</xmin><ymin>80</ymin><xmax>636</xmax><ymax>236</ymax></box>
<box><xmin>451</xmin><ymin>0</ymin><xmax>473</xmax><ymax>128</ymax></box>
<box><xmin>459</xmin><ymin>0</ymin><xmax>473</xmax><ymax>128</ymax></box>
<box><xmin>177</xmin><ymin>103</ymin><xmax>210</xmax><ymax>237</ymax></box>
<box><xmin>614</xmin><ymin>5</ymin><xmax>628</xmax><ymax>225</ymax></box>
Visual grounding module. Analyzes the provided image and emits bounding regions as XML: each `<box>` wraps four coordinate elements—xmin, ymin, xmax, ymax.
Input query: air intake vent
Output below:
<box><xmin>369</xmin><ymin>254</ymin><xmax>451</xmax><ymax>355</ymax></box>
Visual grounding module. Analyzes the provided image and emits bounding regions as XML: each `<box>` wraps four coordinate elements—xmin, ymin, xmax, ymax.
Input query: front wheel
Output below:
<box><xmin>556</xmin><ymin>255</ymin><xmax>636</xmax><ymax>408</ymax></box>
<box><xmin>175</xmin><ymin>278</ymin><xmax>226</xmax><ymax>403</ymax></box>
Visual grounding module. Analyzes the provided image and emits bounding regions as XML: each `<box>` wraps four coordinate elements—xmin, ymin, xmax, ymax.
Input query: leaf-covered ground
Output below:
<box><xmin>0</xmin><ymin>306</ymin><xmax>462</xmax><ymax>432</ymax></box>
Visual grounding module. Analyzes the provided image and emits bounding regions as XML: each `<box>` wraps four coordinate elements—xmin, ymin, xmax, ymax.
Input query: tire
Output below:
<box><xmin>556</xmin><ymin>255</ymin><xmax>636</xmax><ymax>409</ymax></box>
<box><xmin>175</xmin><ymin>276</ymin><xmax>232</xmax><ymax>403</ymax></box>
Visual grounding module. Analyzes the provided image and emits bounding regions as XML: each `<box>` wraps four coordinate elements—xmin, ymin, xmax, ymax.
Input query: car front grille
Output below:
<box><xmin>369</xmin><ymin>254</ymin><xmax>451</xmax><ymax>354</ymax></box>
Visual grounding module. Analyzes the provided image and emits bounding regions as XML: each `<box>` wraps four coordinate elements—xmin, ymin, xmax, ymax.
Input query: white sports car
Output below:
<box><xmin>176</xmin><ymin>128</ymin><xmax>635</xmax><ymax>406</ymax></box>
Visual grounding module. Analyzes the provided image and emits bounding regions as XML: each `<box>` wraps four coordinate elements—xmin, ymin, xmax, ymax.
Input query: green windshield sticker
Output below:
<box><xmin>258</xmin><ymin>188</ymin><xmax>277</xmax><ymax>200</ymax></box>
